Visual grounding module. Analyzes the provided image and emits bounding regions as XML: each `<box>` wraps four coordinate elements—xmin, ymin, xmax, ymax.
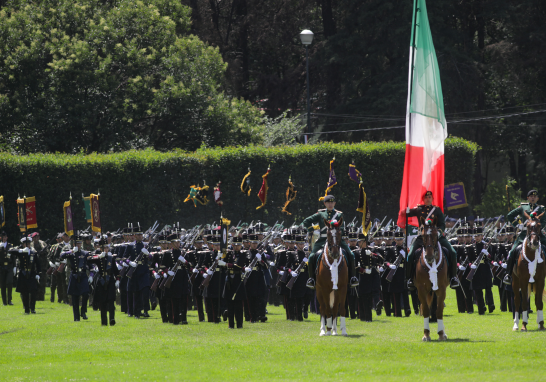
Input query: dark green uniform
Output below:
<box><xmin>406</xmin><ymin>204</ymin><xmax>458</xmax><ymax>281</ymax></box>
<box><xmin>302</xmin><ymin>209</ymin><xmax>356</xmax><ymax>279</ymax></box>
<box><xmin>505</xmin><ymin>202</ymin><xmax>546</xmax><ymax>262</ymax></box>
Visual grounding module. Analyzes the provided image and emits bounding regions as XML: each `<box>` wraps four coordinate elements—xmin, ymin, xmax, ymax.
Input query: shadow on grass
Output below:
<box><xmin>0</xmin><ymin>327</ymin><xmax>22</xmax><ymax>335</ymax></box>
<box><xmin>439</xmin><ymin>338</ymin><xmax>494</xmax><ymax>343</ymax></box>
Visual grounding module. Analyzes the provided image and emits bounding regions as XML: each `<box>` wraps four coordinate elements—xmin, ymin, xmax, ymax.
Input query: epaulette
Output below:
<box><xmin>318</xmin><ymin>208</ymin><xmax>326</xmax><ymax>212</ymax></box>
<box><xmin>521</xmin><ymin>202</ymin><xmax>529</xmax><ymax>205</ymax></box>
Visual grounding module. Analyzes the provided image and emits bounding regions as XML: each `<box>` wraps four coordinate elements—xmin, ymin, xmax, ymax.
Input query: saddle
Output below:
<box><xmin>315</xmin><ymin>248</ymin><xmax>346</xmax><ymax>275</ymax></box>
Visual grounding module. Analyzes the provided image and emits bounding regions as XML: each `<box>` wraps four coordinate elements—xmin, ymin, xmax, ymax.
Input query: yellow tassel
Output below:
<box><xmin>241</xmin><ymin>171</ymin><xmax>252</xmax><ymax>196</ymax></box>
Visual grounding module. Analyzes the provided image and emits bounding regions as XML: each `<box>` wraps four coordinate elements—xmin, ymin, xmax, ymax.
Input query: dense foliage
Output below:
<box><xmin>0</xmin><ymin>0</ymin><xmax>263</xmax><ymax>153</ymax></box>
<box><xmin>0</xmin><ymin>138</ymin><xmax>477</xmax><ymax>240</ymax></box>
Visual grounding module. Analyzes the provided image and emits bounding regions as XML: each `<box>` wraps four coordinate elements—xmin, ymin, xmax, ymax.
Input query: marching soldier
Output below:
<box><xmin>30</xmin><ymin>232</ymin><xmax>48</xmax><ymax>301</ymax></box>
<box><xmin>491</xmin><ymin>227</ymin><xmax>509</xmax><ymax>311</ymax></box>
<box><xmin>354</xmin><ymin>233</ymin><xmax>383</xmax><ymax>322</ymax></box>
<box><xmin>243</xmin><ymin>233</ymin><xmax>268</xmax><ymax>323</ymax></box>
<box><xmin>452</xmin><ymin>227</ymin><xmax>468</xmax><ymax>313</ymax></box>
<box><xmin>162</xmin><ymin>233</ymin><xmax>191</xmax><ymax>325</ymax></box>
<box><xmin>388</xmin><ymin>229</ymin><xmax>411</xmax><ymax>317</ymax></box>
<box><xmin>61</xmin><ymin>234</ymin><xmax>91</xmax><ymax>321</ymax></box>
<box><xmin>0</xmin><ymin>231</ymin><xmax>15</xmax><ymax>306</ymax></box>
<box><xmin>151</xmin><ymin>234</ymin><xmax>171</xmax><ymax>323</ymax></box>
<box><xmin>345</xmin><ymin>231</ymin><xmax>359</xmax><ymax>319</ymax></box>
<box><xmin>88</xmin><ymin>238</ymin><xmax>119</xmax><ymax>326</ymax></box>
<box><xmin>47</xmin><ymin>232</ymin><xmax>70</xmax><ymax>304</ymax></box>
<box><xmin>202</xmin><ymin>230</ymin><xmax>226</xmax><ymax>323</ymax></box>
<box><xmin>470</xmin><ymin>224</ymin><xmax>495</xmax><ymax>315</ymax></box>
<box><xmin>503</xmin><ymin>189</ymin><xmax>546</xmax><ymax>285</ymax></box>
<box><xmin>186</xmin><ymin>234</ymin><xmax>206</xmax><ymax>322</ymax></box>
<box><xmin>275</xmin><ymin>233</ymin><xmax>292</xmax><ymax>320</ymax></box>
<box><xmin>223</xmin><ymin>236</ymin><xmax>246</xmax><ymax>328</ymax></box>
<box><xmin>126</xmin><ymin>226</ymin><xmax>152</xmax><ymax>319</ymax></box>
<box><xmin>15</xmin><ymin>236</ymin><xmax>41</xmax><ymax>314</ymax></box>
<box><xmin>402</xmin><ymin>191</ymin><xmax>460</xmax><ymax>290</ymax></box>
<box><xmin>285</xmin><ymin>234</ymin><xmax>310</xmax><ymax>321</ymax></box>
<box><xmin>303</xmin><ymin>195</ymin><xmax>359</xmax><ymax>289</ymax></box>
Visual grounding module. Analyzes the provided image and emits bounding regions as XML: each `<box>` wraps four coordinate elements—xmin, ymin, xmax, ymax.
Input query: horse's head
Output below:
<box><xmin>524</xmin><ymin>210</ymin><xmax>544</xmax><ymax>250</ymax></box>
<box><xmin>420</xmin><ymin>215</ymin><xmax>439</xmax><ymax>264</ymax></box>
<box><xmin>324</xmin><ymin>217</ymin><xmax>343</xmax><ymax>260</ymax></box>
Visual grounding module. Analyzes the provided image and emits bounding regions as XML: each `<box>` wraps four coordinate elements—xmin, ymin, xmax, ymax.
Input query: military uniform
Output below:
<box><xmin>405</xmin><ymin>203</ymin><xmax>459</xmax><ymax>288</ymax></box>
<box><xmin>302</xmin><ymin>206</ymin><xmax>357</xmax><ymax>286</ymax></box>
<box><xmin>471</xmin><ymin>236</ymin><xmax>495</xmax><ymax>315</ymax></box>
<box><xmin>223</xmin><ymin>238</ymin><xmax>246</xmax><ymax>329</ymax></box>
<box><xmin>161</xmin><ymin>234</ymin><xmax>190</xmax><ymax>325</ymax></box>
<box><xmin>202</xmin><ymin>234</ymin><xmax>226</xmax><ymax>323</ymax></box>
<box><xmin>61</xmin><ymin>243</ymin><xmax>91</xmax><ymax>321</ymax></box>
<box><xmin>243</xmin><ymin>234</ymin><xmax>268</xmax><ymax>323</ymax></box>
<box><xmin>504</xmin><ymin>200</ymin><xmax>546</xmax><ymax>284</ymax></box>
<box><xmin>47</xmin><ymin>238</ymin><xmax>69</xmax><ymax>304</ymax></box>
<box><xmin>126</xmin><ymin>236</ymin><xmax>152</xmax><ymax>319</ymax></box>
<box><xmin>354</xmin><ymin>237</ymin><xmax>383</xmax><ymax>322</ymax></box>
<box><xmin>455</xmin><ymin>229</ymin><xmax>474</xmax><ymax>313</ymax></box>
<box><xmin>30</xmin><ymin>236</ymin><xmax>48</xmax><ymax>301</ymax></box>
<box><xmin>0</xmin><ymin>238</ymin><xmax>15</xmax><ymax>305</ymax></box>
<box><xmin>15</xmin><ymin>238</ymin><xmax>41</xmax><ymax>314</ymax></box>
<box><xmin>186</xmin><ymin>241</ymin><xmax>206</xmax><ymax>322</ymax></box>
<box><xmin>274</xmin><ymin>237</ymin><xmax>292</xmax><ymax>320</ymax></box>
<box><xmin>88</xmin><ymin>242</ymin><xmax>119</xmax><ymax>325</ymax></box>
<box><xmin>285</xmin><ymin>238</ymin><xmax>309</xmax><ymax>321</ymax></box>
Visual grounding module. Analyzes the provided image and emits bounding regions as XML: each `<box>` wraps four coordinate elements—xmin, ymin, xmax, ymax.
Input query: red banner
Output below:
<box><xmin>90</xmin><ymin>194</ymin><xmax>101</xmax><ymax>233</ymax></box>
<box><xmin>256</xmin><ymin>168</ymin><xmax>270</xmax><ymax>210</ymax></box>
<box><xmin>25</xmin><ymin>197</ymin><xmax>37</xmax><ymax>229</ymax></box>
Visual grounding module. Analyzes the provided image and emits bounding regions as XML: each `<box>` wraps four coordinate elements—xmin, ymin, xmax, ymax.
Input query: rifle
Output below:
<box><xmin>199</xmin><ymin>256</ymin><xmax>222</xmax><ymax>290</ymax></box>
<box><xmin>466</xmin><ymin>219</ymin><xmax>502</xmax><ymax>282</ymax></box>
<box><xmin>369</xmin><ymin>216</ymin><xmax>387</xmax><ymax>239</ymax></box>
<box><xmin>163</xmin><ymin>228</ymin><xmax>204</xmax><ymax>289</ymax></box>
<box><xmin>127</xmin><ymin>223</ymin><xmax>164</xmax><ymax>279</ymax></box>
<box><xmin>286</xmin><ymin>255</ymin><xmax>308</xmax><ymax>290</ymax></box>
<box><xmin>386</xmin><ymin>249</ymin><xmax>404</xmax><ymax>282</ymax></box>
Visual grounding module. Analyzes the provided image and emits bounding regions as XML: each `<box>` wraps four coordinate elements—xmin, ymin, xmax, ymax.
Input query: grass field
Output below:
<box><xmin>1</xmin><ymin>288</ymin><xmax>546</xmax><ymax>382</ymax></box>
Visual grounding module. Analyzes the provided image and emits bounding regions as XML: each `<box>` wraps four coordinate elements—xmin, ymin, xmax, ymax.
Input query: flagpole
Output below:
<box><xmin>405</xmin><ymin>0</ymin><xmax>419</xmax><ymax>254</ymax></box>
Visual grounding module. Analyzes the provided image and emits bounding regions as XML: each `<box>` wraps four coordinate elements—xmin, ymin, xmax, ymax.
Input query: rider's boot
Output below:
<box><xmin>449</xmin><ymin>252</ymin><xmax>460</xmax><ymax>289</ymax></box>
<box><xmin>406</xmin><ymin>252</ymin><xmax>416</xmax><ymax>291</ymax></box>
<box><xmin>503</xmin><ymin>253</ymin><xmax>514</xmax><ymax>285</ymax></box>
<box><xmin>306</xmin><ymin>255</ymin><xmax>316</xmax><ymax>290</ymax></box>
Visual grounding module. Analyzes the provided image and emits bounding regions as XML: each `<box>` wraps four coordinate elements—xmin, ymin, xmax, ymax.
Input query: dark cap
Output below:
<box><xmin>528</xmin><ymin>190</ymin><xmax>538</xmax><ymax>197</ymax></box>
<box><xmin>232</xmin><ymin>236</ymin><xmax>243</xmax><ymax>244</ymax></box>
<box><xmin>0</xmin><ymin>231</ymin><xmax>7</xmax><ymax>236</ymax></box>
<box><xmin>323</xmin><ymin>195</ymin><xmax>335</xmax><ymax>202</ymax></box>
<box><xmin>357</xmin><ymin>233</ymin><xmax>368</xmax><ymax>242</ymax></box>
<box><xmin>424</xmin><ymin>191</ymin><xmax>433</xmax><ymax>197</ymax></box>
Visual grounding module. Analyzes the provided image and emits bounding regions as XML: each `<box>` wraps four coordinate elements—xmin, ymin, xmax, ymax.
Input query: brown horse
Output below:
<box><xmin>316</xmin><ymin>217</ymin><xmax>348</xmax><ymax>336</ymax></box>
<box><xmin>512</xmin><ymin>211</ymin><xmax>546</xmax><ymax>331</ymax></box>
<box><xmin>414</xmin><ymin>216</ymin><xmax>448</xmax><ymax>341</ymax></box>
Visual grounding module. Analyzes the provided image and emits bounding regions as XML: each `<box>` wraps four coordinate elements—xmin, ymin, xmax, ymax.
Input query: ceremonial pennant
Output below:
<box><xmin>319</xmin><ymin>158</ymin><xmax>337</xmax><ymax>201</ymax></box>
<box><xmin>25</xmin><ymin>196</ymin><xmax>37</xmax><ymax>229</ymax></box>
<box><xmin>90</xmin><ymin>193</ymin><xmax>101</xmax><ymax>233</ymax></box>
<box><xmin>349</xmin><ymin>162</ymin><xmax>372</xmax><ymax>235</ymax></box>
<box><xmin>398</xmin><ymin>0</ymin><xmax>446</xmax><ymax>228</ymax></box>
<box><xmin>256</xmin><ymin>168</ymin><xmax>270</xmax><ymax>210</ymax></box>
<box><xmin>220</xmin><ymin>217</ymin><xmax>231</xmax><ymax>252</ymax></box>
<box><xmin>17</xmin><ymin>198</ymin><xmax>26</xmax><ymax>232</ymax></box>
<box><xmin>184</xmin><ymin>184</ymin><xmax>209</xmax><ymax>207</ymax></box>
<box><xmin>0</xmin><ymin>195</ymin><xmax>4</xmax><ymax>228</ymax></box>
<box><xmin>83</xmin><ymin>195</ymin><xmax>92</xmax><ymax>223</ymax></box>
<box><xmin>281</xmin><ymin>177</ymin><xmax>297</xmax><ymax>215</ymax></box>
<box><xmin>63</xmin><ymin>200</ymin><xmax>74</xmax><ymax>237</ymax></box>
<box><xmin>214</xmin><ymin>181</ymin><xmax>223</xmax><ymax>207</ymax></box>
<box><xmin>240</xmin><ymin>170</ymin><xmax>251</xmax><ymax>196</ymax></box>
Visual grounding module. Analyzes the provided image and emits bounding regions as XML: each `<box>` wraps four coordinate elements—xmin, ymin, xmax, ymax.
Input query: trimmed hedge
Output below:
<box><xmin>0</xmin><ymin>138</ymin><xmax>478</xmax><ymax>240</ymax></box>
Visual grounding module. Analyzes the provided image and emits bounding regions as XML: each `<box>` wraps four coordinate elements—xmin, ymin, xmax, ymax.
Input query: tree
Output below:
<box><xmin>0</xmin><ymin>0</ymin><xmax>263</xmax><ymax>153</ymax></box>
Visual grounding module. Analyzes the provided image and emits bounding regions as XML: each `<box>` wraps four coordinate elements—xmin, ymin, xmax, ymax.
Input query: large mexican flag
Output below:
<box><xmin>398</xmin><ymin>0</ymin><xmax>447</xmax><ymax>228</ymax></box>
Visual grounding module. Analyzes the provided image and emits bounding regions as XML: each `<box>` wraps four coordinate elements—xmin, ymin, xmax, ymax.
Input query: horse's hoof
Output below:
<box><xmin>342</xmin><ymin>330</ymin><xmax>348</xmax><ymax>337</ymax></box>
<box><xmin>538</xmin><ymin>326</ymin><xmax>545</xmax><ymax>331</ymax></box>
<box><xmin>438</xmin><ymin>334</ymin><xmax>448</xmax><ymax>341</ymax></box>
<box><xmin>320</xmin><ymin>330</ymin><xmax>326</xmax><ymax>336</ymax></box>
<box><xmin>325</xmin><ymin>331</ymin><xmax>332</xmax><ymax>336</ymax></box>
<box><xmin>422</xmin><ymin>336</ymin><xmax>431</xmax><ymax>342</ymax></box>
<box><xmin>521</xmin><ymin>326</ymin><xmax>528</xmax><ymax>332</ymax></box>
<box><xmin>513</xmin><ymin>325</ymin><xmax>519</xmax><ymax>331</ymax></box>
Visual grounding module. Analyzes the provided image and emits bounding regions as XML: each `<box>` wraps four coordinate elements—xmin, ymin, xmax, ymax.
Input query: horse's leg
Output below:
<box><xmin>436</xmin><ymin>285</ymin><xmax>448</xmax><ymax>341</ymax></box>
<box><xmin>417</xmin><ymin>287</ymin><xmax>431</xmax><ymax>342</ymax></box>
<box><xmin>320</xmin><ymin>316</ymin><xmax>326</xmax><ymax>336</ymax></box>
<box><xmin>521</xmin><ymin>279</ymin><xmax>529</xmax><ymax>332</ymax></box>
<box><xmin>513</xmin><ymin>276</ymin><xmax>521</xmax><ymax>331</ymax></box>
<box><xmin>535</xmin><ymin>278</ymin><xmax>545</xmax><ymax>331</ymax></box>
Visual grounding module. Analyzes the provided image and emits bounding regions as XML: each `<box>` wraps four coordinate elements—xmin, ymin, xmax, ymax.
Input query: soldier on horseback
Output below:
<box><xmin>503</xmin><ymin>189</ymin><xmax>546</xmax><ymax>285</ymax></box>
<box><xmin>303</xmin><ymin>195</ymin><xmax>359</xmax><ymax>290</ymax></box>
<box><xmin>402</xmin><ymin>191</ymin><xmax>460</xmax><ymax>290</ymax></box>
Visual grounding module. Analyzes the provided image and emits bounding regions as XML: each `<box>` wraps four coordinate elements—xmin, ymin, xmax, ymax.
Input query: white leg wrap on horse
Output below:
<box><xmin>340</xmin><ymin>316</ymin><xmax>348</xmax><ymax>336</ymax></box>
<box><xmin>424</xmin><ymin>317</ymin><xmax>430</xmax><ymax>331</ymax></box>
<box><xmin>437</xmin><ymin>319</ymin><xmax>445</xmax><ymax>334</ymax></box>
<box><xmin>513</xmin><ymin>312</ymin><xmax>520</xmax><ymax>330</ymax></box>
<box><xmin>523</xmin><ymin>311</ymin><xmax>529</xmax><ymax>323</ymax></box>
<box><xmin>537</xmin><ymin>310</ymin><xmax>544</xmax><ymax>324</ymax></box>
<box><xmin>327</xmin><ymin>317</ymin><xmax>332</xmax><ymax>329</ymax></box>
<box><xmin>320</xmin><ymin>316</ymin><xmax>326</xmax><ymax>336</ymax></box>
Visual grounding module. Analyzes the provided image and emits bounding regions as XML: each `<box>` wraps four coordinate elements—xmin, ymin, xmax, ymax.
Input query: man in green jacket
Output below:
<box><xmin>302</xmin><ymin>195</ymin><xmax>359</xmax><ymax>289</ymax></box>
<box><xmin>503</xmin><ymin>189</ymin><xmax>546</xmax><ymax>285</ymax></box>
<box><xmin>402</xmin><ymin>191</ymin><xmax>460</xmax><ymax>290</ymax></box>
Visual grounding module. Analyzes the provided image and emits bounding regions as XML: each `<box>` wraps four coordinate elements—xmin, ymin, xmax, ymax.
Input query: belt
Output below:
<box><xmin>252</xmin><ymin>267</ymin><xmax>258</xmax><ymax>271</ymax></box>
<box><xmin>399</xmin><ymin>264</ymin><xmax>404</xmax><ymax>268</ymax></box>
<box><xmin>480</xmin><ymin>259</ymin><xmax>485</xmax><ymax>264</ymax></box>
<box><xmin>215</xmin><ymin>268</ymin><xmax>221</xmax><ymax>272</ymax></box>
<box><xmin>137</xmin><ymin>261</ymin><xmax>143</xmax><ymax>265</ymax></box>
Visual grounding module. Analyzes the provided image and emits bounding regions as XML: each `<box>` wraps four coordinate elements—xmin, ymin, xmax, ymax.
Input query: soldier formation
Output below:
<box><xmin>0</xmin><ymin>189</ymin><xmax>543</xmax><ymax>327</ymax></box>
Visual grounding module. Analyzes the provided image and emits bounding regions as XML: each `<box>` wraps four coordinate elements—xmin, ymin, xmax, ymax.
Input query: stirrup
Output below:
<box><xmin>406</xmin><ymin>279</ymin><xmax>415</xmax><ymax>291</ymax></box>
<box><xmin>306</xmin><ymin>278</ymin><xmax>316</xmax><ymax>290</ymax></box>
<box><xmin>503</xmin><ymin>274</ymin><xmax>512</xmax><ymax>285</ymax></box>
<box><xmin>350</xmin><ymin>276</ymin><xmax>359</xmax><ymax>287</ymax></box>
<box><xmin>449</xmin><ymin>277</ymin><xmax>460</xmax><ymax>289</ymax></box>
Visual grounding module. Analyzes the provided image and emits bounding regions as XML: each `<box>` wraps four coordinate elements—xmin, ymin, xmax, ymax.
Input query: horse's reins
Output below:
<box><xmin>522</xmin><ymin>222</ymin><xmax>544</xmax><ymax>283</ymax></box>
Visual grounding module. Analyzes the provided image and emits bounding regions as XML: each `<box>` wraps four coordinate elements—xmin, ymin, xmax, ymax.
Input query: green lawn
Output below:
<box><xmin>1</xmin><ymin>288</ymin><xmax>545</xmax><ymax>381</ymax></box>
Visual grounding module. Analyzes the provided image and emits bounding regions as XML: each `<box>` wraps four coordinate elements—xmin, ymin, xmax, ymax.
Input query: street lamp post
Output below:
<box><xmin>300</xmin><ymin>29</ymin><xmax>314</xmax><ymax>144</ymax></box>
